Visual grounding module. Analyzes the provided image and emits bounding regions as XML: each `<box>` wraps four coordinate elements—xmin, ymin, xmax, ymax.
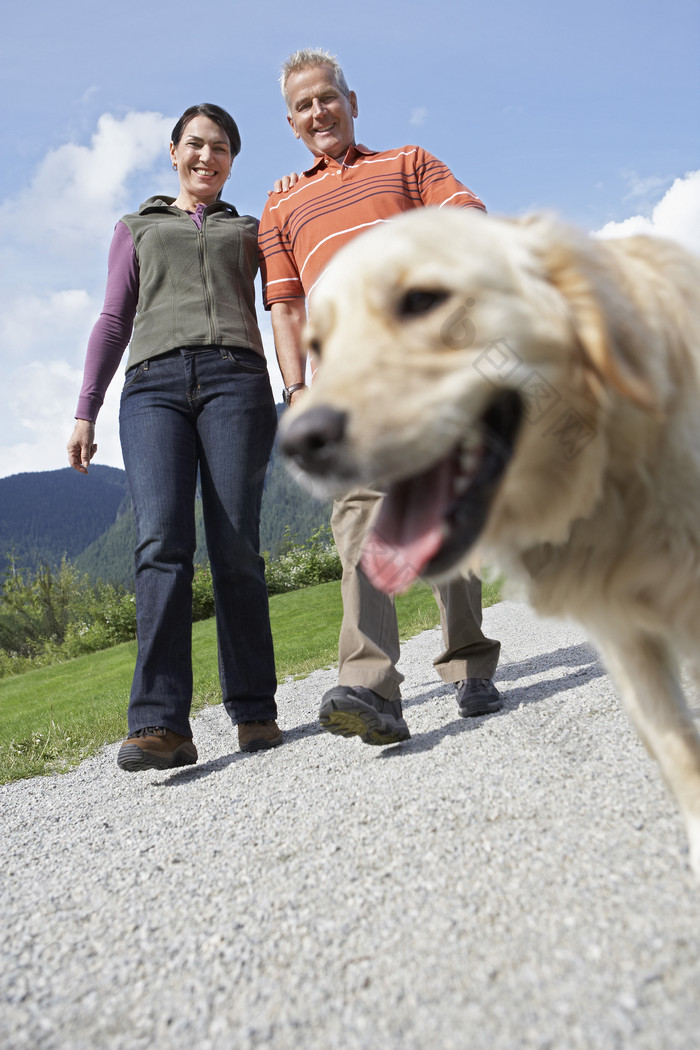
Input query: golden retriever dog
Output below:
<box><xmin>279</xmin><ymin>207</ymin><xmax>700</xmax><ymax>879</ymax></box>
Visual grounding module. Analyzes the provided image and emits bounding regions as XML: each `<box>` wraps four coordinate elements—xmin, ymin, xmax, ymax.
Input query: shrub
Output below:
<box><xmin>0</xmin><ymin>558</ymin><xmax>88</xmax><ymax>658</ymax></box>
<box><xmin>192</xmin><ymin>563</ymin><xmax>216</xmax><ymax>622</ymax></box>
<box><xmin>61</xmin><ymin>585</ymin><xmax>137</xmax><ymax>656</ymax></box>
<box><xmin>0</xmin><ymin>529</ymin><xmax>343</xmax><ymax>678</ymax></box>
<box><xmin>265</xmin><ymin>525</ymin><xmax>342</xmax><ymax>595</ymax></box>
<box><xmin>0</xmin><ymin>561</ymin><xmax>137</xmax><ymax>676</ymax></box>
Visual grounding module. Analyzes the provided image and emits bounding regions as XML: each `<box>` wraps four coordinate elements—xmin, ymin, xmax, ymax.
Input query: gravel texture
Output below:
<box><xmin>2</xmin><ymin>599</ymin><xmax>700</xmax><ymax>1050</ymax></box>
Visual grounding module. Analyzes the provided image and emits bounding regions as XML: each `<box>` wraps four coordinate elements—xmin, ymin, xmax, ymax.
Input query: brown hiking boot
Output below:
<box><xmin>238</xmin><ymin>720</ymin><xmax>283</xmax><ymax>752</ymax></box>
<box><xmin>117</xmin><ymin>727</ymin><xmax>198</xmax><ymax>771</ymax></box>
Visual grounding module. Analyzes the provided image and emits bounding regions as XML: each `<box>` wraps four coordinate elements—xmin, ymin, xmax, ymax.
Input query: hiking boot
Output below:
<box><xmin>319</xmin><ymin>686</ymin><xmax>410</xmax><ymax>745</ymax></box>
<box><xmin>455</xmin><ymin>678</ymin><xmax>502</xmax><ymax>718</ymax></box>
<box><xmin>238</xmin><ymin>720</ymin><xmax>283</xmax><ymax>752</ymax></box>
<box><xmin>117</xmin><ymin>727</ymin><xmax>197</xmax><ymax>771</ymax></box>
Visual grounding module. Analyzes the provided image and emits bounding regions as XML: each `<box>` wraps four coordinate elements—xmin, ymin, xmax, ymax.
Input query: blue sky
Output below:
<box><xmin>1</xmin><ymin>0</ymin><xmax>698</xmax><ymax>478</ymax></box>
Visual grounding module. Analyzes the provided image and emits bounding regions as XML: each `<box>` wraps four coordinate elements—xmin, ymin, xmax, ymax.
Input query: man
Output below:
<box><xmin>259</xmin><ymin>48</ymin><xmax>501</xmax><ymax>745</ymax></box>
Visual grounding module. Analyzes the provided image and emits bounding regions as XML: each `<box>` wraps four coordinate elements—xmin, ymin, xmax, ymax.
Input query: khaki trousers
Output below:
<box><xmin>331</xmin><ymin>489</ymin><xmax>501</xmax><ymax>701</ymax></box>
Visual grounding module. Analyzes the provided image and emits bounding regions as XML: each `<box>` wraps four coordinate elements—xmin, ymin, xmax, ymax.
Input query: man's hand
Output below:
<box><xmin>267</xmin><ymin>172</ymin><xmax>300</xmax><ymax>196</ymax></box>
<box><xmin>67</xmin><ymin>419</ymin><xmax>97</xmax><ymax>474</ymax></box>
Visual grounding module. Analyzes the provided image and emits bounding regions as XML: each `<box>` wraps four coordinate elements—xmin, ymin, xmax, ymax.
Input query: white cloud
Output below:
<box><xmin>78</xmin><ymin>85</ymin><xmax>100</xmax><ymax>106</ymax></box>
<box><xmin>0</xmin><ymin>110</ymin><xmax>174</xmax><ymax>258</ymax></box>
<box><xmin>0</xmin><ymin>359</ymin><xmax>123</xmax><ymax>477</ymax></box>
<box><xmin>410</xmin><ymin>107</ymin><xmax>428</xmax><ymax>127</ymax></box>
<box><xmin>0</xmin><ymin>286</ymin><xmax>119</xmax><ymax>478</ymax></box>
<box><xmin>0</xmin><ymin>111</ymin><xmax>176</xmax><ymax>479</ymax></box>
<box><xmin>596</xmin><ymin>169</ymin><xmax>700</xmax><ymax>256</ymax></box>
<box><xmin>0</xmin><ymin>289</ymin><xmax>98</xmax><ymax>367</ymax></box>
<box><xmin>0</xmin><ymin>288</ymin><xmax>108</xmax><ymax>478</ymax></box>
<box><xmin>621</xmin><ymin>171</ymin><xmax>673</xmax><ymax>204</ymax></box>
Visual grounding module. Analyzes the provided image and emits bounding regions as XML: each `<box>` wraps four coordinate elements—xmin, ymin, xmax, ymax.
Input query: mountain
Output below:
<box><xmin>0</xmin><ymin>431</ymin><xmax>330</xmax><ymax>588</ymax></box>
<box><xmin>0</xmin><ymin>465</ymin><xmax>130</xmax><ymax>572</ymax></box>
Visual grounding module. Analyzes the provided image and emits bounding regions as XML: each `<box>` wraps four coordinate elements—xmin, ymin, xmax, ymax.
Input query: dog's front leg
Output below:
<box><xmin>592</xmin><ymin>630</ymin><xmax>700</xmax><ymax>881</ymax></box>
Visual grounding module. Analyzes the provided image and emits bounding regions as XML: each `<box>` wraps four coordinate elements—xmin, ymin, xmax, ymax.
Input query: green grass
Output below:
<box><xmin>0</xmin><ymin>577</ymin><xmax>501</xmax><ymax>784</ymax></box>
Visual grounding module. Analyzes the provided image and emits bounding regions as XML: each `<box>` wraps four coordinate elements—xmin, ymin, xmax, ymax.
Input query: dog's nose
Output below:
<box><xmin>280</xmin><ymin>406</ymin><xmax>347</xmax><ymax>475</ymax></box>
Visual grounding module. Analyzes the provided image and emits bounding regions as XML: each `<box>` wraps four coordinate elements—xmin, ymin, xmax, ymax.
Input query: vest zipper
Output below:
<box><xmin>198</xmin><ymin>214</ymin><xmax>218</xmax><ymax>345</ymax></box>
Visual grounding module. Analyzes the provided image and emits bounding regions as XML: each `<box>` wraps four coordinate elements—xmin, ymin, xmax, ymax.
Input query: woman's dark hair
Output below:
<box><xmin>171</xmin><ymin>103</ymin><xmax>241</xmax><ymax>158</ymax></box>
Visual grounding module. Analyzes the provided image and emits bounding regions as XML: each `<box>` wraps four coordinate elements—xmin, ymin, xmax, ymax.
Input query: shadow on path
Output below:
<box><xmin>392</xmin><ymin>640</ymin><xmax>608</xmax><ymax>755</ymax></box>
<box><xmin>158</xmin><ymin>640</ymin><xmax>608</xmax><ymax>776</ymax></box>
<box><xmin>499</xmin><ymin>641</ymin><xmax>601</xmax><ymax>681</ymax></box>
<box><xmin>154</xmin><ymin>718</ymin><xmax>325</xmax><ymax>785</ymax></box>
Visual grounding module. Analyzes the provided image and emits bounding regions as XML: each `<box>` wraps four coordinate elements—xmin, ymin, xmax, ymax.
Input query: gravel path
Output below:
<box><xmin>2</xmin><ymin>600</ymin><xmax>700</xmax><ymax>1050</ymax></box>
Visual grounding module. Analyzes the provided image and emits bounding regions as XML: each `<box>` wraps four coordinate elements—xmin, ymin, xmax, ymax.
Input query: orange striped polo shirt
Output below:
<box><xmin>258</xmin><ymin>144</ymin><xmax>485</xmax><ymax>308</ymax></box>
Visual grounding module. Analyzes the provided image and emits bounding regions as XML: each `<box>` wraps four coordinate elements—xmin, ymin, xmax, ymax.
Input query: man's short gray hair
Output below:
<box><xmin>280</xmin><ymin>48</ymin><xmax>351</xmax><ymax>112</ymax></box>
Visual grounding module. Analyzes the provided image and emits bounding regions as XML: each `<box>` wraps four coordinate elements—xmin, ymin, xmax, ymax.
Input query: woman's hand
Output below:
<box><xmin>67</xmin><ymin>419</ymin><xmax>97</xmax><ymax>474</ymax></box>
<box><xmin>268</xmin><ymin>172</ymin><xmax>300</xmax><ymax>196</ymax></box>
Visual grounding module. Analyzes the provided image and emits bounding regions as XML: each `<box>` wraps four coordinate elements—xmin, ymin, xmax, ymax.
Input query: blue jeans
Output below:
<box><xmin>119</xmin><ymin>346</ymin><xmax>278</xmax><ymax>736</ymax></box>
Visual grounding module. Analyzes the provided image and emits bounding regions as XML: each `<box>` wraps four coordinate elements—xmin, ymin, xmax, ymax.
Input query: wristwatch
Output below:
<box><xmin>282</xmin><ymin>382</ymin><xmax>306</xmax><ymax>406</ymax></box>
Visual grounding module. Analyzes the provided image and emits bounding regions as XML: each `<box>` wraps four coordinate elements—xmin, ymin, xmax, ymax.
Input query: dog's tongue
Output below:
<box><xmin>360</xmin><ymin>459</ymin><xmax>454</xmax><ymax>595</ymax></box>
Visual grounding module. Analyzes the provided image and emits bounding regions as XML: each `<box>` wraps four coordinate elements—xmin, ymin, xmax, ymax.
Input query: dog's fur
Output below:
<box><xmin>280</xmin><ymin>207</ymin><xmax>700</xmax><ymax>878</ymax></box>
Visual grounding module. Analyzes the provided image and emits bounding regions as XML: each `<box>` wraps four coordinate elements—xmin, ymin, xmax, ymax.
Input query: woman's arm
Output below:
<box><xmin>74</xmin><ymin>221</ymin><xmax>139</xmax><ymax>423</ymax></box>
<box><xmin>68</xmin><ymin>222</ymin><xmax>138</xmax><ymax>473</ymax></box>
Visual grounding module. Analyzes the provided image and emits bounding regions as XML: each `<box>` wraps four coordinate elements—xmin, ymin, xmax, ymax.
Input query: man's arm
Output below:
<box><xmin>414</xmin><ymin>147</ymin><xmax>486</xmax><ymax>212</ymax></box>
<box><xmin>271</xmin><ymin>299</ymin><xmax>308</xmax><ymax>403</ymax></box>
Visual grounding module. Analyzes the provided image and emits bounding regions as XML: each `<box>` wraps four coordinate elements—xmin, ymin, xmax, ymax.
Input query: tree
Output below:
<box><xmin>0</xmin><ymin>557</ymin><xmax>82</xmax><ymax>656</ymax></box>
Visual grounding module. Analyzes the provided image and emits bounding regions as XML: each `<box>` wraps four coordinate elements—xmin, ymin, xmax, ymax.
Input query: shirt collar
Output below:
<box><xmin>302</xmin><ymin>143</ymin><xmax>377</xmax><ymax>176</ymax></box>
<box><xmin>139</xmin><ymin>196</ymin><xmax>239</xmax><ymax>217</ymax></box>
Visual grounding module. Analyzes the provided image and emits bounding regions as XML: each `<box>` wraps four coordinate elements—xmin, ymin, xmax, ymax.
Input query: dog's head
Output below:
<box><xmin>280</xmin><ymin>208</ymin><xmax>654</xmax><ymax>594</ymax></box>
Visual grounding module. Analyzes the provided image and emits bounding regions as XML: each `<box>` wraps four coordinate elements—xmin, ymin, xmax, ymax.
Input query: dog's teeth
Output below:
<box><xmin>454</xmin><ymin>474</ymin><xmax>471</xmax><ymax>496</ymax></box>
<box><xmin>459</xmin><ymin>447</ymin><xmax>480</xmax><ymax>476</ymax></box>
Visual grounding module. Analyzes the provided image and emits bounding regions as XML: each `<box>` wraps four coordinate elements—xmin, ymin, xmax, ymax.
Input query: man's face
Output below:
<box><xmin>286</xmin><ymin>65</ymin><xmax>358</xmax><ymax>161</ymax></box>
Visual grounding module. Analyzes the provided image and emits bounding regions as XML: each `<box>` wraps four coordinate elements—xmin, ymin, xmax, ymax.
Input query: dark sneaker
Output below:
<box><xmin>117</xmin><ymin>727</ymin><xmax>197</xmax><ymax>771</ymax></box>
<box><xmin>455</xmin><ymin>678</ymin><xmax>502</xmax><ymax>718</ymax></box>
<box><xmin>238</xmin><ymin>720</ymin><xmax>283</xmax><ymax>752</ymax></box>
<box><xmin>319</xmin><ymin>686</ymin><xmax>410</xmax><ymax>745</ymax></box>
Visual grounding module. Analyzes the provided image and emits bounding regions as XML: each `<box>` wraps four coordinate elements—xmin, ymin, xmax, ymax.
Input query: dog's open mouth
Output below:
<box><xmin>361</xmin><ymin>390</ymin><xmax>523</xmax><ymax>594</ymax></box>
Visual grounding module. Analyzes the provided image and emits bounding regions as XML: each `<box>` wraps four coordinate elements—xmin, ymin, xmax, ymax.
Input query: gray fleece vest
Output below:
<box><xmin>121</xmin><ymin>196</ymin><xmax>265</xmax><ymax>369</ymax></box>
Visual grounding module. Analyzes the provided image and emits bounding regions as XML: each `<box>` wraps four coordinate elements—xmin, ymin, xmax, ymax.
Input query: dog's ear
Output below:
<box><xmin>534</xmin><ymin>227</ymin><xmax>656</xmax><ymax>411</ymax></box>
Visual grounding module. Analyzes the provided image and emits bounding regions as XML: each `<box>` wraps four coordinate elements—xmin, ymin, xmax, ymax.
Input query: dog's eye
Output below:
<box><xmin>397</xmin><ymin>289</ymin><xmax>450</xmax><ymax>318</ymax></box>
<box><xmin>307</xmin><ymin>336</ymin><xmax>322</xmax><ymax>358</ymax></box>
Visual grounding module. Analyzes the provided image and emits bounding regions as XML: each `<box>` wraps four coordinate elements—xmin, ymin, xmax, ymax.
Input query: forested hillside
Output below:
<box><xmin>260</xmin><ymin>450</ymin><xmax>331</xmax><ymax>559</ymax></box>
<box><xmin>0</xmin><ymin>466</ymin><xmax>129</xmax><ymax>570</ymax></box>
<box><xmin>0</xmin><ymin>441</ymin><xmax>330</xmax><ymax>588</ymax></box>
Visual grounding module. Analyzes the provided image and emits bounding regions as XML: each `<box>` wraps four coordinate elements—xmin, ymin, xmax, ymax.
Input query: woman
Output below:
<box><xmin>67</xmin><ymin>103</ymin><xmax>281</xmax><ymax>770</ymax></box>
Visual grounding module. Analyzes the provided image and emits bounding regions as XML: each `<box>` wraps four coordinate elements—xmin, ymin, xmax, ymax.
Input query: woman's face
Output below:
<box><xmin>169</xmin><ymin>115</ymin><xmax>233</xmax><ymax>206</ymax></box>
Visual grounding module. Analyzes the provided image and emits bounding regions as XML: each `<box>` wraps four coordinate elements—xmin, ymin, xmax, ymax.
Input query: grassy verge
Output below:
<box><xmin>0</xmin><ymin>577</ymin><xmax>501</xmax><ymax>785</ymax></box>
